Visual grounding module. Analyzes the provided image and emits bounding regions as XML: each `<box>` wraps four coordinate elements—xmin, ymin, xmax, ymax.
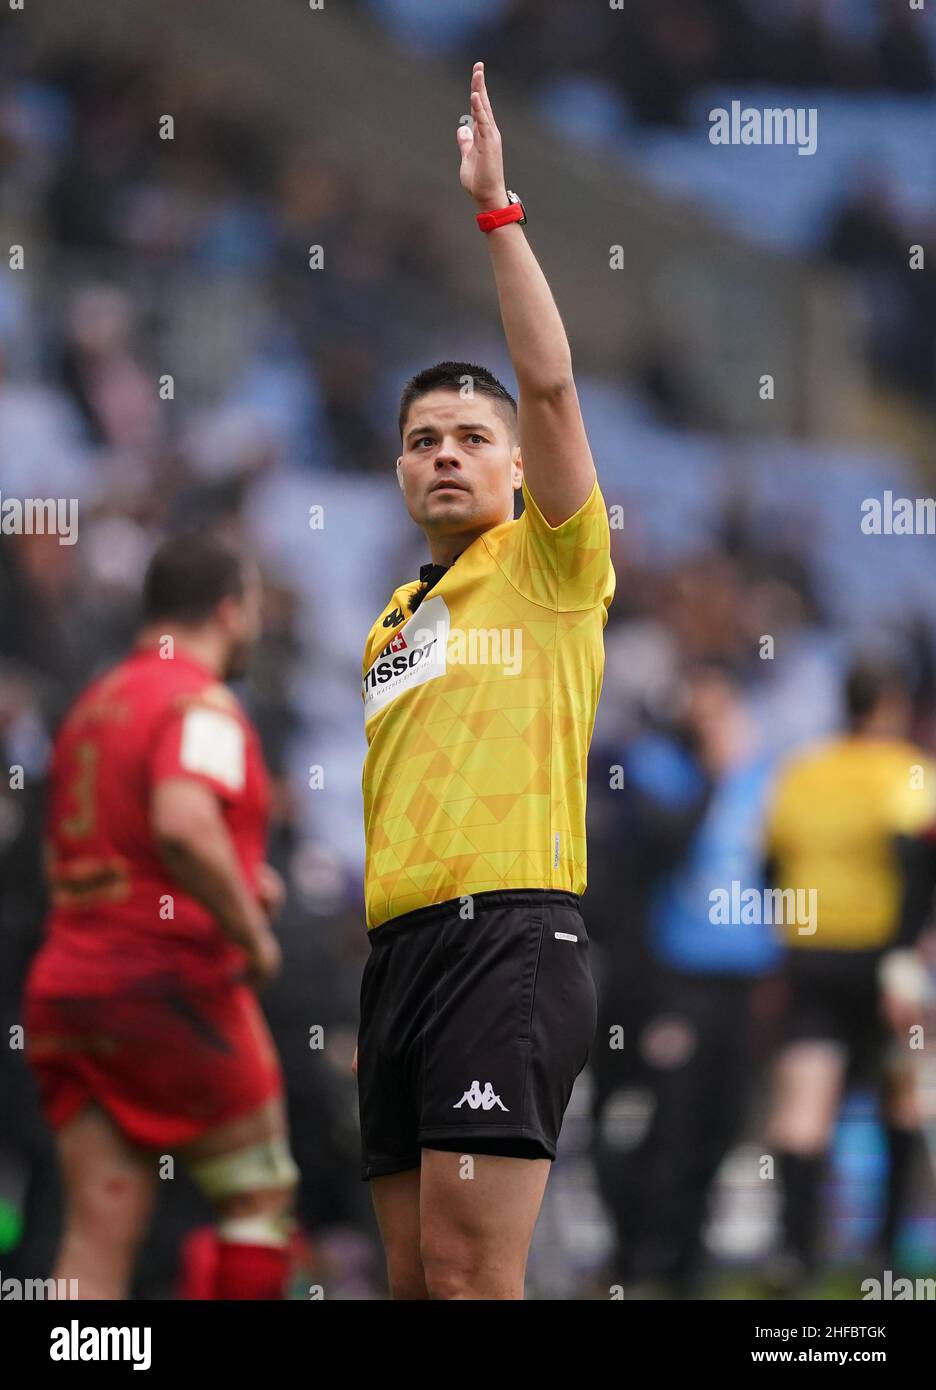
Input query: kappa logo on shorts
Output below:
<box><xmin>453</xmin><ymin>1080</ymin><xmax>509</xmax><ymax>1112</ymax></box>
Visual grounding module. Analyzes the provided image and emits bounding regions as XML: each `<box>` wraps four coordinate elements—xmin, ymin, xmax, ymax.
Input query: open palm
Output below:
<box><xmin>457</xmin><ymin>62</ymin><xmax>508</xmax><ymax>210</ymax></box>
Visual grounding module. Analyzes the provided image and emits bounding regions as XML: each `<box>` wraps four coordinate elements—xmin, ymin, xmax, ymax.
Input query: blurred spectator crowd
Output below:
<box><xmin>363</xmin><ymin>0</ymin><xmax>936</xmax><ymax>111</ymax></box>
<box><xmin>361</xmin><ymin>0</ymin><xmax>936</xmax><ymax>401</ymax></box>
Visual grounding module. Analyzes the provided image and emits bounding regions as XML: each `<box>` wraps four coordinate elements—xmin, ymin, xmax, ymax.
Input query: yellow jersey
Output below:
<box><xmin>361</xmin><ymin>476</ymin><xmax>615</xmax><ymax>928</ymax></box>
<box><xmin>766</xmin><ymin>736</ymin><xmax>936</xmax><ymax>950</ymax></box>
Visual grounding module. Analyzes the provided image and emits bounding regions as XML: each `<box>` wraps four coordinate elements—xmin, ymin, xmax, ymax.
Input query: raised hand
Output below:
<box><xmin>457</xmin><ymin>61</ymin><xmax>508</xmax><ymax>211</ymax></box>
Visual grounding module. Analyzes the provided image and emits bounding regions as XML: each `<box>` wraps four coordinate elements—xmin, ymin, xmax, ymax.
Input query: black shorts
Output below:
<box><xmin>357</xmin><ymin>889</ymin><xmax>597</xmax><ymax>1181</ymax></box>
<box><xmin>784</xmin><ymin>947</ymin><xmax>888</xmax><ymax>1076</ymax></box>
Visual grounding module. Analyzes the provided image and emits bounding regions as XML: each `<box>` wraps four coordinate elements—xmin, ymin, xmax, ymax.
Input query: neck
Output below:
<box><xmin>426</xmin><ymin>513</ymin><xmax>513</xmax><ymax>566</ymax></box>
<box><xmin>135</xmin><ymin>624</ymin><xmax>226</xmax><ymax>676</ymax></box>
<box><xmin>427</xmin><ymin>537</ymin><xmax>468</xmax><ymax>567</ymax></box>
<box><xmin>851</xmin><ymin>711</ymin><xmax>902</xmax><ymax>740</ymax></box>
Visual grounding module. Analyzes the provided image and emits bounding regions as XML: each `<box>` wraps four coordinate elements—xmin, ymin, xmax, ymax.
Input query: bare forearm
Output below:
<box><xmin>458</xmin><ymin>60</ymin><xmax>596</xmax><ymax>520</ymax></box>
<box><xmin>484</xmin><ymin>221</ymin><xmax>573</xmax><ymax>394</ymax></box>
<box><xmin>159</xmin><ymin>825</ymin><xmax>268</xmax><ymax>952</ymax></box>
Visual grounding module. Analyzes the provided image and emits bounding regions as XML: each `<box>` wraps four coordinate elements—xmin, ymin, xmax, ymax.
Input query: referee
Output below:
<box><xmin>354</xmin><ymin>62</ymin><xmax>614</xmax><ymax>1300</ymax></box>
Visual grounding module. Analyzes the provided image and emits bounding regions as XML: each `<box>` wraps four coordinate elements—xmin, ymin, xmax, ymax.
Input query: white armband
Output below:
<box><xmin>179</xmin><ymin>707</ymin><xmax>246</xmax><ymax>792</ymax></box>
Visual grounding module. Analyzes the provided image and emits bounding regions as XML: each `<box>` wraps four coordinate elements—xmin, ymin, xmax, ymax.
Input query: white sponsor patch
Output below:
<box><xmin>554</xmin><ymin>932</ymin><xmax>578</xmax><ymax>943</ymax></box>
<box><xmin>179</xmin><ymin>707</ymin><xmax>245</xmax><ymax>791</ymax></box>
<box><xmin>362</xmin><ymin>594</ymin><xmax>450</xmax><ymax>722</ymax></box>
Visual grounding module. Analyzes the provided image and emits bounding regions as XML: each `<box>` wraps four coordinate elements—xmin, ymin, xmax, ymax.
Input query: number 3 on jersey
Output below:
<box><xmin>59</xmin><ymin>739</ymin><xmax>100</xmax><ymax>839</ymax></box>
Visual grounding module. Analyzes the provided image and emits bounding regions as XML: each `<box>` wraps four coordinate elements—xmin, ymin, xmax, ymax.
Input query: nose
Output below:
<box><xmin>433</xmin><ymin>445</ymin><xmax>461</xmax><ymax>469</ymax></box>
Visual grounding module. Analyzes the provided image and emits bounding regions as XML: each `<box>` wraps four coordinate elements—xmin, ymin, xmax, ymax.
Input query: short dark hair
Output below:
<box><xmin>142</xmin><ymin>532</ymin><xmax>247</xmax><ymax>625</ymax></box>
<box><xmin>398</xmin><ymin>361</ymin><xmax>518</xmax><ymax>443</ymax></box>
<box><xmin>844</xmin><ymin>656</ymin><xmax>908</xmax><ymax>723</ymax></box>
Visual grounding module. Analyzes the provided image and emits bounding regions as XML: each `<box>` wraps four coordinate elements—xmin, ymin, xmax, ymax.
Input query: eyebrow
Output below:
<box><xmin>405</xmin><ymin>422</ymin><xmax>493</xmax><ymax>444</ymax></box>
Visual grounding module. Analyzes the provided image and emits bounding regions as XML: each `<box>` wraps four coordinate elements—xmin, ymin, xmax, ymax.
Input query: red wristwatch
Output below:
<box><xmin>476</xmin><ymin>190</ymin><xmax>527</xmax><ymax>233</ymax></box>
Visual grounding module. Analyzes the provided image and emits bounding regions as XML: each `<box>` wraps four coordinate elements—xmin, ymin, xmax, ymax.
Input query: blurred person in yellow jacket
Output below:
<box><xmin>763</xmin><ymin>658</ymin><xmax>936</xmax><ymax>1293</ymax></box>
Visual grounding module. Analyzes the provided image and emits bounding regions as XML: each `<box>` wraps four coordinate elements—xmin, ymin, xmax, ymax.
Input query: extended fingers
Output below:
<box><xmin>470</xmin><ymin>90</ymin><xmax>489</xmax><ymax>136</ymax></box>
<box><xmin>471</xmin><ymin>61</ymin><xmax>497</xmax><ymax>132</ymax></box>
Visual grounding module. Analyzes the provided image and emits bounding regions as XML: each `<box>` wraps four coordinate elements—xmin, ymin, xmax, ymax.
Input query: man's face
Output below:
<box><xmin>397</xmin><ymin>390</ymin><xmax>521</xmax><ymax>537</ymax></box>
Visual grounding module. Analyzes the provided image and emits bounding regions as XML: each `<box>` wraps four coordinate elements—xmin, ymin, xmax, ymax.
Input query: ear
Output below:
<box><xmin>510</xmin><ymin>447</ymin><xmax>523</xmax><ymax>492</ymax></box>
<box><xmin>396</xmin><ymin>457</ymin><xmax>405</xmax><ymax>491</ymax></box>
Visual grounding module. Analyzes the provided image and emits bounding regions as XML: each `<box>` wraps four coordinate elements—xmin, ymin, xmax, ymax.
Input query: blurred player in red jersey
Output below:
<box><xmin>23</xmin><ymin>533</ymin><xmax>299</xmax><ymax>1299</ymax></box>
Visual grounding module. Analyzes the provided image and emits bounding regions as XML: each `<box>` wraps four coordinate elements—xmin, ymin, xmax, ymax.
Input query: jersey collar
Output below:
<box><xmin>133</xmin><ymin>640</ymin><xmax>219</xmax><ymax>682</ymax></box>
<box><xmin>419</xmin><ymin>549</ymin><xmax>464</xmax><ymax>584</ymax></box>
<box><xmin>418</xmin><ymin>560</ymin><xmax>451</xmax><ymax>587</ymax></box>
<box><xmin>409</xmin><ymin>551</ymin><xmax>462</xmax><ymax>615</ymax></box>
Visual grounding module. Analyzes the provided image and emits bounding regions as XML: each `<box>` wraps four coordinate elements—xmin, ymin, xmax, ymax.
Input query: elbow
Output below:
<box><xmin>519</xmin><ymin>371</ymin><xmax>575</xmax><ymax>402</ymax></box>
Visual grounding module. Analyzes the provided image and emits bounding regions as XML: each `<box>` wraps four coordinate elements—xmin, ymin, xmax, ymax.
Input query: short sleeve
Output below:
<box><xmin>891</xmin><ymin>756</ymin><xmax>936</xmax><ymax>835</ymax></box>
<box><xmin>150</xmin><ymin>705</ymin><xmax>247</xmax><ymax>803</ymax></box>
<box><xmin>495</xmin><ymin>475</ymin><xmax>614</xmax><ymax>611</ymax></box>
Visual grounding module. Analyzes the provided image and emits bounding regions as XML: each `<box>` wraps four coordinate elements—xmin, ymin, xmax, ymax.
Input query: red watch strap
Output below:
<box><xmin>476</xmin><ymin>202</ymin><xmax>525</xmax><ymax>233</ymax></box>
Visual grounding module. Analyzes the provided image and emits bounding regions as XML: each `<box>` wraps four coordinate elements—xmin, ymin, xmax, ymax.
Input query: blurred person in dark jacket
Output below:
<box><xmin>593</xmin><ymin>663</ymin><xmax>780</xmax><ymax>1296</ymax></box>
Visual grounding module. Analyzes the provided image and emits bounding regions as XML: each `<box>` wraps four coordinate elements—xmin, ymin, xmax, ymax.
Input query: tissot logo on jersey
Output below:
<box><xmin>362</xmin><ymin>595</ymin><xmax>450</xmax><ymax>720</ymax></box>
<box><xmin>363</xmin><ymin>634</ymin><xmax>439</xmax><ymax>695</ymax></box>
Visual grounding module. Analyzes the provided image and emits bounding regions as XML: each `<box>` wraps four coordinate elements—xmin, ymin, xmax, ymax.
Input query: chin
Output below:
<box><xmin>424</xmin><ymin>497</ymin><xmax>474</xmax><ymax>526</ymax></box>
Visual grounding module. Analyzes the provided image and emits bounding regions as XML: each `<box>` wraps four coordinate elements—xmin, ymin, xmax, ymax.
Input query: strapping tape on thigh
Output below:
<box><xmin>187</xmin><ymin>1136</ymin><xmax>299</xmax><ymax>1199</ymax></box>
<box><xmin>217</xmin><ymin>1212</ymin><xmax>293</xmax><ymax>1247</ymax></box>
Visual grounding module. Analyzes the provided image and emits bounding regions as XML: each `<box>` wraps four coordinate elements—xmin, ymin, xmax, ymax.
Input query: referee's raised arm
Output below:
<box><xmin>458</xmin><ymin>60</ymin><xmax>596</xmax><ymax>528</ymax></box>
